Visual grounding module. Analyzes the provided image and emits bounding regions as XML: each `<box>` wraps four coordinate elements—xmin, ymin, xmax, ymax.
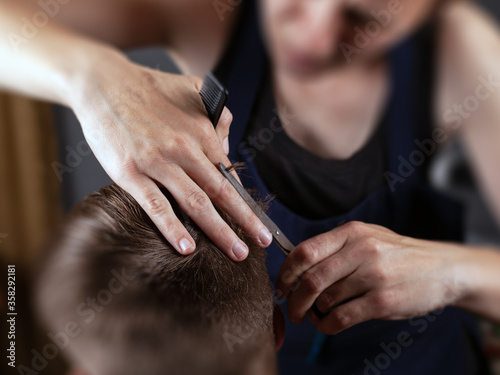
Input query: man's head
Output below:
<box><xmin>36</xmin><ymin>184</ymin><xmax>281</xmax><ymax>375</ymax></box>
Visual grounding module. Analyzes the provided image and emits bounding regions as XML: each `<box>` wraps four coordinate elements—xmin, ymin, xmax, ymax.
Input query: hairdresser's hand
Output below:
<box><xmin>276</xmin><ymin>221</ymin><xmax>471</xmax><ymax>334</ymax></box>
<box><xmin>71</xmin><ymin>49</ymin><xmax>272</xmax><ymax>260</ymax></box>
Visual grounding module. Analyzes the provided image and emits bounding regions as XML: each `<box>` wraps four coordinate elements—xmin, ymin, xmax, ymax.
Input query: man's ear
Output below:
<box><xmin>273</xmin><ymin>303</ymin><xmax>285</xmax><ymax>351</ymax></box>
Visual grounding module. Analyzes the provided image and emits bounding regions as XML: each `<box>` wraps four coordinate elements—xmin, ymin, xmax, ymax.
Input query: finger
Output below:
<box><xmin>200</xmin><ymin>126</ymin><xmax>242</xmax><ymax>184</ymax></box>
<box><xmin>215</xmin><ymin>107</ymin><xmax>232</xmax><ymax>155</ymax></box>
<box><xmin>308</xmin><ymin>310</ymin><xmax>320</xmax><ymax>325</ymax></box>
<box><xmin>316</xmin><ymin>295</ymin><xmax>373</xmax><ymax>335</ymax></box>
<box><xmin>315</xmin><ymin>274</ymin><xmax>369</xmax><ymax>314</ymax></box>
<box><xmin>316</xmin><ymin>290</ymin><xmax>396</xmax><ymax>335</ymax></box>
<box><xmin>276</xmin><ymin>225</ymin><xmax>351</xmax><ymax>299</ymax></box>
<box><xmin>286</xmin><ymin>252</ymin><xmax>357</xmax><ymax>324</ymax></box>
<box><xmin>157</xmin><ymin>165</ymin><xmax>252</xmax><ymax>261</ymax></box>
<box><xmin>119</xmin><ymin>175</ymin><xmax>196</xmax><ymax>255</ymax></box>
<box><xmin>184</xmin><ymin>155</ymin><xmax>273</xmax><ymax>250</ymax></box>
<box><xmin>187</xmin><ymin>75</ymin><xmax>204</xmax><ymax>92</ymax></box>
<box><xmin>187</xmin><ymin>75</ymin><xmax>231</xmax><ymax>155</ymax></box>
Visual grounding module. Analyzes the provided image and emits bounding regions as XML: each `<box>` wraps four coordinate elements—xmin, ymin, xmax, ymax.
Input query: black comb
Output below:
<box><xmin>199</xmin><ymin>72</ymin><xmax>228</xmax><ymax>127</ymax></box>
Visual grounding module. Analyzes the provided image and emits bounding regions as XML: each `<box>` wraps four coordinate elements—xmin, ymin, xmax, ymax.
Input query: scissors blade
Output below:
<box><xmin>218</xmin><ymin>162</ymin><xmax>295</xmax><ymax>256</ymax></box>
<box><xmin>218</xmin><ymin>163</ymin><xmax>327</xmax><ymax>319</ymax></box>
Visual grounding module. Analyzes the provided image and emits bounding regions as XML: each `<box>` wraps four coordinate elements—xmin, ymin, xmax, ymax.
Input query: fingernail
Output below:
<box><xmin>222</xmin><ymin>137</ymin><xmax>229</xmax><ymax>155</ymax></box>
<box><xmin>232</xmin><ymin>240</ymin><xmax>248</xmax><ymax>260</ymax></box>
<box><xmin>259</xmin><ymin>228</ymin><xmax>272</xmax><ymax>246</ymax></box>
<box><xmin>179</xmin><ymin>237</ymin><xmax>194</xmax><ymax>254</ymax></box>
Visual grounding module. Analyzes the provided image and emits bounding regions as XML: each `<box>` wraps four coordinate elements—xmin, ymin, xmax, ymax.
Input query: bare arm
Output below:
<box><xmin>432</xmin><ymin>1</ymin><xmax>500</xmax><ymax>322</ymax></box>
<box><xmin>0</xmin><ymin>0</ymin><xmax>167</xmax><ymax>103</ymax></box>
<box><xmin>275</xmin><ymin>222</ymin><xmax>500</xmax><ymax>336</ymax></box>
<box><xmin>0</xmin><ymin>4</ymin><xmax>92</xmax><ymax>104</ymax></box>
<box><xmin>274</xmin><ymin>4</ymin><xmax>500</xmax><ymax>329</ymax></box>
<box><xmin>0</xmin><ymin>0</ymin><xmax>272</xmax><ymax>260</ymax></box>
<box><xmin>453</xmin><ymin>245</ymin><xmax>500</xmax><ymax>322</ymax></box>
<box><xmin>2</xmin><ymin>0</ymin><xmax>166</xmax><ymax>49</ymax></box>
<box><xmin>436</xmin><ymin>1</ymin><xmax>500</xmax><ymax>225</ymax></box>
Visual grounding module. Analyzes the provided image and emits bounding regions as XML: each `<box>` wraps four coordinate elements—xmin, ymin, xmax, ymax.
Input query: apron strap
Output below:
<box><xmin>224</xmin><ymin>1</ymin><xmax>267</xmax><ymax>162</ymax></box>
<box><xmin>387</xmin><ymin>34</ymin><xmax>421</xmax><ymax>183</ymax></box>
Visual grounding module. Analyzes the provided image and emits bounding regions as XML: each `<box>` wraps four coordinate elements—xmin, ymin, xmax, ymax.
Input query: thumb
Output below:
<box><xmin>215</xmin><ymin>107</ymin><xmax>233</xmax><ymax>155</ymax></box>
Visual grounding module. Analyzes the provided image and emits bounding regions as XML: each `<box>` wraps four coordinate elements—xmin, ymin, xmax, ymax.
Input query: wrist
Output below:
<box><xmin>449</xmin><ymin>245</ymin><xmax>499</xmax><ymax>309</ymax></box>
<box><xmin>58</xmin><ymin>37</ymin><xmax>128</xmax><ymax>109</ymax></box>
<box><xmin>434</xmin><ymin>242</ymin><xmax>475</xmax><ymax>306</ymax></box>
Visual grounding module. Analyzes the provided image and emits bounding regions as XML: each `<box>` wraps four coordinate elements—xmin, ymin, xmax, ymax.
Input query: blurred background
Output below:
<box><xmin>1</xmin><ymin>0</ymin><xmax>500</xmax><ymax>374</ymax></box>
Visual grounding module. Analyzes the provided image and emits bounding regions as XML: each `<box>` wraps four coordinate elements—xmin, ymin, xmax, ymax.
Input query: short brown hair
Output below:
<box><xmin>36</xmin><ymin>184</ymin><xmax>276</xmax><ymax>375</ymax></box>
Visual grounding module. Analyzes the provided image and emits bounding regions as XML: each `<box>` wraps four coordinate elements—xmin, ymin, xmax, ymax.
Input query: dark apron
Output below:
<box><xmin>221</xmin><ymin>2</ymin><xmax>486</xmax><ymax>374</ymax></box>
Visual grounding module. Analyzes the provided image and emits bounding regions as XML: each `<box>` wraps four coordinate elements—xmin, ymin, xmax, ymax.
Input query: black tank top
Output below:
<box><xmin>214</xmin><ymin>3</ymin><xmax>488</xmax><ymax>372</ymax></box>
<box><xmin>214</xmin><ymin>6</ymin><xmax>434</xmax><ymax>221</ymax></box>
<box><xmin>242</xmin><ymin>69</ymin><xmax>388</xmax><ymax>219</ymax></box>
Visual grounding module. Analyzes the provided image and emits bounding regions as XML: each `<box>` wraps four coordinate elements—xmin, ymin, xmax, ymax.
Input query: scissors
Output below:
<box><xmin>218</xmin><ymin>162</ymin><xmax>327</xmax><ymax>319</ymax></box>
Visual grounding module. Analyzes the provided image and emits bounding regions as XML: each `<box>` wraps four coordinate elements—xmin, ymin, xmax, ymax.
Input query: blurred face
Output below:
<box><xmin>260</xmin><ymin>0</ymin><xmax>439</xmax><ymax>75</ymax></box>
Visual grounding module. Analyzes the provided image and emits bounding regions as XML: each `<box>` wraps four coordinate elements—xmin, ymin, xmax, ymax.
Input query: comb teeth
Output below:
<box><xmin>200</xmin><ymin>72</ymin><xmax>228</xmax><ymax>127</ymax></box>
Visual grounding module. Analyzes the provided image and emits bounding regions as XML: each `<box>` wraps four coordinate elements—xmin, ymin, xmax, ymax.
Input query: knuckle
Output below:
<box><xmin>140</xmin><ymin>69</ymin><xmax>159</xmax><ymax>91</ymax></box>
<box><xmin>214</xmin><ymin>222</ymin><xmax>232</xmax><ymax>244</ymax></box>
<box><xmin>216</xmin><ymin>178</ymin><xmax>238</xmax><ymax>201</ymax></box>
<box><xmin>187</xmin><ymin>190</ymin><xmax>211</xmax><ymax>213</ymax></box>
<box><xmin>116</xmin><ymin>159</ymin><xmax>140</xmax><ymax>181</ymax></box>
<box><xmin>143</xmin><ymin>195</ymin><xmax>169</xmax><ymax>218</ymax></box>
<box><xmin>134</xmin><ymin>144</ymin><xmax>163</xmax><ymax>166</ymax></box>
<box><xmin>200</xmin><ymin>178</ymin><xmax>220</xmax><ymax>199</ymax></box>
<box><xmin>344</xmin><ymin>221</ymin><xmax>366</xmax><ymax>235</ymax></box>
<box><xmin>199</xmin><ymin>117</ymin><xmax>215</xmax><ymax>134</ymax></box>
<box><xmin>294</xmin><ymin>242</ymin><xmax>318</xmax><ymax>265</ymax></box>
<box><xmin>113</xmin><ymin>103</ymin><xmax>130</xmax><ymax>120</ymax></box>
<box><xmin>129</xmin><ymin>87</ymin><xmax>146</xmax><ymax>105</ymax></box>
<box><xmin>362</xmin><ymin>236</ymin><xmax>384</xmax><ymax>256</ymax></box>
<box><xmin>373</xmin><ymin>290</ymin><xmax>396</xmax><ymax>311</ymax></box>
<box><xmin>333</xmin><ymin>312</ymin><xmax>352</xmax><ymax>331</ymax></box>
<box><xmin>316</xmin><ymin>293</ymin><xmax>334</xmax><ymax>312</ymax></box>
<box><xmin>188</xmin><ymin>75</ymin><xmax>204</xmax><ymax>91</ymax></box>
<box><xmin>194</xmin><ymin>121</ymin><xmax>218</xmax><ymax>150</ymax></box>
<box><xmin>370</xmin><ymin>262</ymin><xmax>389</xmax><ymax>285</ymax></box>
<box><xmin>162</xmin><ymin>133</ymin><xmax>184</xmax><ymax>153</ymax></box>
<box><xmin>168</xmin><ymin>136</ymin><xmax>196</xmax><ymax>161</ymax></box>
<box><xmin>280</xmin><ymin>269</ymin><xmax>297</xmax><ymax>287</ymax></box>
<box><xmin>242</xmin><ymin>210</ymin><xmax>259</xmax><ymax>233</ymax></box>
<box><xmin>147</xmin><ymin>146</ymin><xmax>166</xmax><ymax>165</ymax></box>
<box><xmin>317</xmin><ymin>312</ymin><xmax>351</xmax><ymax>335</ymax></box>
<box><xmin>201</xmin><ymin>123</ymin><xmax>219</xmax><ymax>148</ymax></box>
<box><xmin>302</xmin><ymin>271</ymin><xmax>324</xmax><ymax>294</ymax></box>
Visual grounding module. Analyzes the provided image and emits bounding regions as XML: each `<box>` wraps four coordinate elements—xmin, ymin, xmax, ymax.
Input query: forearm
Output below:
<box><xmin>453</xmin><ymin>245</ymin><xmax>500</xmax><ymax>323</ymax></box>
<box><xmin>0</xmin><ymin>1</ymin><xmax>125</xmax><ymax>107</ymax></box>
<box><xmin>457</xmin><ymin>5</ymin><xmax>500</xmax><ymax>227</ymax></box>
<box><xmin>437</xmin><ymin>2</ymin><xmax>500</xmax><ymax>224</ymax></box>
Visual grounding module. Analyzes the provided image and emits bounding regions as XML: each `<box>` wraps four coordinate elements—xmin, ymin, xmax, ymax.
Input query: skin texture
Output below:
<box><xmin>276</xmin><ymin>221</ymin><xmax>500</xmax><ymax>334</ymax></box>
<box><xmin>74</xmin><ymin>59</ymin><xmax>268</xmax><ymax>258</ymax></box>
<box><xmin>259</xmin><ymin>0</ymin><xmax>440</xmax><ymax>160</ymax></box>
<box><xmin>0</xmin><ymin>0</ymin><xmax>272</xmax><ymax>261</ymax></box>
<box><xmin>260</xmin><ymin>0</ymin><xmax>439</xmax><ymax>75</ymax></box>
<box><xmin>270</xmin><ymin>0</ymin><xmax>500</xmax><ymax>333</ymax></box>
<box><xmin>1</xmin><ymin>0</ymin><xmax>500</xmax><ymax>332</ymax></box>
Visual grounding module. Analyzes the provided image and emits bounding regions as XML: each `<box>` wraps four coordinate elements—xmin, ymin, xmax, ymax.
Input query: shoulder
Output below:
<box><xmin>163</xmin><ymin>0</ymin><xmax>242</xmax><ymax>76</ymax></box>
<box><xmin>434</xmin><ymin>1</ymin><xmax>500</xmax><ymax>131</ymax></box>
